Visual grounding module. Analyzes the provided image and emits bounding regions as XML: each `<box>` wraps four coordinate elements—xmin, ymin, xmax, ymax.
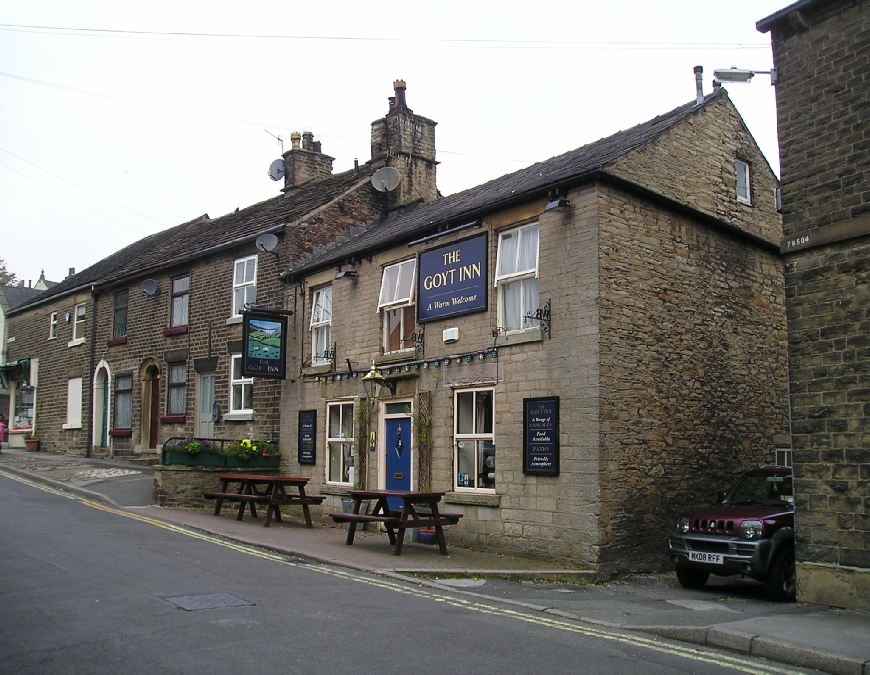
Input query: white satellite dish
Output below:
<box><xmin>140</xmin><ymin>279</ymin><xmax>158</xmax><ymax>296</ymax></box>
<box><xmin>268</xmin><ymin>159</ymin><xmax>285</xmax><ymax>182</ymax></box>
<box><xmin>255</xmin><ymin>233</ymin><xmax>279</xmax><ymax>252</ymax></box>
<box><xmin>371</xmin><ymin>166</ymin><xmax>401</xmax><ymax>192</ymax></box>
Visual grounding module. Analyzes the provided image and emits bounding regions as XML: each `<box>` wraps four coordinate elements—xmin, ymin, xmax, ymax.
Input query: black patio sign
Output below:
<box><xmin>523</xmin><ymin>397</ymin><xmax>560</xmax><ymax>476</ymax></box>
<box><xmin>242</xmin><ymin>313</ymin><xmax>287</xmax><ymax>379</ymax></box>
<box><xmin>298</xmin><ymin>410</ymin><xmax>317</xmax><ymax>465</ymax></box>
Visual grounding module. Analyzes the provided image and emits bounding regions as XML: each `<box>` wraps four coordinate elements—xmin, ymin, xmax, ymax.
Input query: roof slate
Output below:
<box><xmin>286</xmin><ymin>91</ymin><xmax>727</xmax><ymax>276</ymax></box>
<box><xmin>9</xmin><ymin>162</ymin><xmax>379</xmax><ymax>314</ymax></box>
<box><xmin>2</xmin><ymin>285</ymin><xmax>45</xmax><ymax>310</ymax></box>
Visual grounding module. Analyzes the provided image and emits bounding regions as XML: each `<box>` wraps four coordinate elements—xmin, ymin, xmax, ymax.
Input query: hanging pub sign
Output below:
<box><xmin>298</xmin><ymin>410</ymin><xmax>317</xmax><ymax>465</ymax></box>
<box><xmin>523</xmin><ymin>396</ymin><xmax>560</xmax><ymax>476</ymax></box>
<box><xmin>242</xmin><ymin>313</ymin><xmax>287</xmax><ymax>379</ymax></box>
<box><xmin>417</xmin><ymin>233</ymin><xmax>488</xmax><ymax>322</ymax></box>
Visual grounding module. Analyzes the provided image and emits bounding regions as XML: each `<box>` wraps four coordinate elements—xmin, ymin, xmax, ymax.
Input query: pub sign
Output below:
<box><xmin>242</xmin><ymin>313</ymin><xmax>287</xmax><ymax>379</ymax></box>
<box><xmin>523</xmin><ymin>397</ymin><xmax>560</xmax><ymax>476</ymax></box>
<box><xmin>417</xmin><ymin>233</ymin><xmax>488</xmax><ymax>322</ymax></box>
<box><xmin>298</xmin><ymin>410</ymin><xmax>317</xmax><ymax>465</ymax></box>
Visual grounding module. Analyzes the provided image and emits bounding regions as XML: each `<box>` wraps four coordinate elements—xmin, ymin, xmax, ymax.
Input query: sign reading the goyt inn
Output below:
<box><xmin>417</xmin><ymin>233</ymin><xmax>488</xmax><ymax>322</ymax></box>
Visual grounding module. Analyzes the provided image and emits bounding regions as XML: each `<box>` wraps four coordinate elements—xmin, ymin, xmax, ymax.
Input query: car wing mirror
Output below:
<box><xmin>716</xmin><ymin>490</ymin><xmax>728</xmax><ymax>504</ymax></box>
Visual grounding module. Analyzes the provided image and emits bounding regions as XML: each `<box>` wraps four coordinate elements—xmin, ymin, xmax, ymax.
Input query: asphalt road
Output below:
<box><xmin>0</xmin><ymin>474</ymin><xmax>823</xmax><ymax>675</ymax></box>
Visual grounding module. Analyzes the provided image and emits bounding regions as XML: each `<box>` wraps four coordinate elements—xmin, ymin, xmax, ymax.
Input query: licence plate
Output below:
<box><xmin>688</xmin><ymin>551</ymin><xmax>723</xmax><ymax>564</ymax></box>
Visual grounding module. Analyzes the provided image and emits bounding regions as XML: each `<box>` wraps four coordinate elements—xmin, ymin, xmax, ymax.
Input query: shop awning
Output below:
<box><xmin>0</xmin><ymin>358</ymin><xmax>30</xmax><ymax>389</ymax></box>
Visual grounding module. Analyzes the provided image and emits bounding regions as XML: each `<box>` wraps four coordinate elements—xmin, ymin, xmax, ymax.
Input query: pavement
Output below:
<box><xmin>1</xmin><ymin>447</ymin><xmax>868</xmax><ymax>675</ymax></box>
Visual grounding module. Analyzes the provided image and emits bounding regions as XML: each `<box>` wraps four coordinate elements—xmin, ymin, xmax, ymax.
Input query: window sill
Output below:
<box><xmin>496</xmin><ymin>328</ymin><xmax>543</xmax><ymax>347</ymax></box>
<box><xmin>226</xmin><ymin>316</ymin><xmax>243</xmax><ymax>326</ymax></box>
<box><xmin>375</xmin><ymin>349</ymin><xmax>417</xmax><ymax>366</ymax></box>
<box><xmin>223</xmin><ymin>411</ymin><xmax>254</xmax><ymax>421</ymax></box>
<box><xmin>62</xmin><ymin>423</ymin><xmax>83</xmax><ymax>430</ymax></box>
<box><xmin>67</xmin><ymin>338</ymin><xmax>85</xmax><ymax>348</ymax></box>
<box><xmin>163</xmin><ymin>326</ymin><xmax>189</xmax><ymax>337</ymax></box>
<box><xmin>110</xmin><ymin>429</ymin><xmax>133</xmax><ymax>437</ymax></box>
<box><xmin>106</xmin><ymin>336</ymin><xmax>127</xmax><ymax>347</ymax></box>
<box><xmin>319</xmin><ymin>485</ymin><xmax>353</xmax><ymax>496</ymax></box>
<box><xmin>160</xmin><ymin>415</ymin><xmax>186</xmax><ymax>424</ymax></box>
<box><xmin>445</xmin><ymin>491</ymin><xmax>500</xmax><ymax>507</ymax></box>
<box><xmin>303</xmin><ymin>363</ymin><xmax>332</xmax><ymax>376</ymax></box>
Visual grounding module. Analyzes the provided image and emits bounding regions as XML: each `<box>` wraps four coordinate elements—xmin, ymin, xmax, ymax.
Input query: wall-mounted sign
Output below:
<box><xmin>417</xmin><ymin>233</ymin><xmax>488</xmax><ymax>323</ymax></box>
<box><xmin>242</xmin><ymin>313</ymin><xmax>287</xmax><ymax>379</ymax></box>
<box><xmin>298</xmin><ymin>410</ymin><xmax>317</xmax><ymax>465</ymax></box>
<box><xmin>523</xmin><ymin>397</ymin><xmax>560</xmax><ymax>476</ymax></box>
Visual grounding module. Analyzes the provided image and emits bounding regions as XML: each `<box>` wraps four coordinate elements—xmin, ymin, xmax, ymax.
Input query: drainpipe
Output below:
<box><xmin>87</xmin><ymin>286</ymin><xmax>97</xmax><ymax>458</ymax></box>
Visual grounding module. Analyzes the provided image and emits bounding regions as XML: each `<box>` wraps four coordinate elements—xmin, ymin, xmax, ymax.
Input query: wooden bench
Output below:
<box><xmin>204</xmin><ymin>475</ymin><xmax>325</xmax><ymax>527</ymax></box>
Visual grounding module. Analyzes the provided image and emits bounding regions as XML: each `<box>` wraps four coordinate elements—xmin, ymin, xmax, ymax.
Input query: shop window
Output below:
<box><xmin>495</xmin><ymin>223</ymin><xmax>539</xmax><ymax>332</ymax></box>
<box><xmin>326</xmin><ymin>401</ymin><xmax>354</xmax><ymax>484</ymax></box>
<box><xmin>170</xmin><ymin>275</ymin><xmax>190</xmax><ymax>327</ymax></box>
<box><xmin>736</xmin><ymin>159</ymin><xmax>751</xmax><ymax>204</ymax></box>
<box><xmin>310</xmin><ymin>286</ymin><xmax>333</xmax><ymax>365</ymax></box>
<box><xmin>378</xmin><ymin>259</ymin><xmax>416</xmax><ymax>353</ymax></box>
<box><xmin>167</xmin><ymin>363</ymin><xmax>187</xmax><ymax>416</ymax></box>
<box><xmin>230</xmin><ymin>354</ymin><xmax>253</xmax><ymax>413</ymax></box>
<box><xmin>114</xmin><ymin>374</ymin><xmax>133</xmax><ymax>430</ymax></box>
<box><xmin>454</xmin><ymin>388</ymin><xmax>495</xmax><ymax>491</ymax></box>
<box><xmin>63</xmin><ymin>377</ymin><xmax>83</xmax><ymax>429</ymax></box>
<box><xmin>232</xmin><ymin>255</ymin><xmax>257</xmax><ymax>317</ymax></box>
<box><xmin>49</xmin><ymin>312</ymin><xmax>57</xmax><ymax>339</ymax></box>
<box><xmin>13</xmin><ymin>384</ymin><xmax>34</xmax><ymax>431</ymax></box>
<box><xmin>113</xmin><ymin>290</ymin><xmax>128</xmax><ymax>338</ymax></box>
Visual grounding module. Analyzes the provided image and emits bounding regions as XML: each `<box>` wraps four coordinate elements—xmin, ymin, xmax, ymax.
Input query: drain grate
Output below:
<box><xmin>164</xmin><ymin>593</ymin><xmax>254</xmax><ymax>611</ymax></box>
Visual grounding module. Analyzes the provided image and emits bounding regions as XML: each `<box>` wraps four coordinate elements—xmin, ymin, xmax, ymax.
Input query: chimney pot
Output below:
<box><xmin>290</xmin><ymin>131</ymin><xmax>301</xmax><ymax>150</ymax></box>
<box><xmin>393</xmin><ymin>79</ymin><xmax>407</xmax><ymax>109</ymax></box>
<box><xmin>68</xmin><ymin>267</ymin><xmax>75</xmax><ymax>277</ymax></box>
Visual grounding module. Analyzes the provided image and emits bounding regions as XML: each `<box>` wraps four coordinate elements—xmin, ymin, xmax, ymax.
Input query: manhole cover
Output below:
<box><xmin>164</xmin><ymin>593</ymin><xmax>254</xmax><ymax>611</ymax></box>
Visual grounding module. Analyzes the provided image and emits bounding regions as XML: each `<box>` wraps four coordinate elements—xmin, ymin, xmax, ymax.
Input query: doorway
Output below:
<box><xmin>382</xmin><ymin>401</ymin><xmax>412</xmax><ymax>512</ymax></box>
<box><xmin>198</xmin><ymin>372</ymin><xmax>215</xmax><ymax>439</ymax></box>
<box><xmin>140</xmin><ymin>363</ymin><xmax>160</xmax><ymax>450</ymax></box>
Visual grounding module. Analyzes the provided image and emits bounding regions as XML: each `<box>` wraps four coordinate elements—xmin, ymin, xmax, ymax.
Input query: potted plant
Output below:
<box><xmin>225</xmin><ymin>438</ymin><xmax>279</xmax><ymax>468</ymax></box>
<box><xmin>161</xmin><ymin>438</ymin><xmax>223</xmax><ymax>466</ymax></box>
<box><xmin>23</xmin><ymin>431</ymin><xmax>39</xmax><ymax>452</ymax></box>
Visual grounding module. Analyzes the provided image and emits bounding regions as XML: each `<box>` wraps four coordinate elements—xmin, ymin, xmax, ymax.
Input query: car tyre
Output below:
<box><xmin>675</xmin><ymin>567</ymin><xmax>710</xmax><ymax>589</ymax></box>
<box><xmin>765</xmin><ymin>547</ymin><xmax>796</xmax><ymax>602</ymax></box>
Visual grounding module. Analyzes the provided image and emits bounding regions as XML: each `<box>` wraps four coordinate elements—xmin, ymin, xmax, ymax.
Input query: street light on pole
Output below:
<box><xmin>713</xmin><ymin>67</ymin><xmax>778</xmax><ymax>85</ymax></box>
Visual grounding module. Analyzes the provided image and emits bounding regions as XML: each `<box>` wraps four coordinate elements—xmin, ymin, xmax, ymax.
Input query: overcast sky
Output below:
<box><xmin>1</xmin><ymin>0</ymin><xmax>786</xmax><ymax>287</ymax></box>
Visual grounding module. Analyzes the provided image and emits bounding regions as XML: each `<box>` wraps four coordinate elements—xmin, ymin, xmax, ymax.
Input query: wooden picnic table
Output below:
<box><xmin>329</xmin><ymin>489</ymin><xmax>462</xmax><ymax>556</ymax></box>
<box><xmin>204</xmin><ymin>474</ymin><xmax>324</xmax><ymax>528</ymax></box>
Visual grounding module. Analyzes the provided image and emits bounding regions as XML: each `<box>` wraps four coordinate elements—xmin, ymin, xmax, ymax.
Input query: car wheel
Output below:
<box><xmin>675</xmin><ymin>567</ymin><xmax>710</xmax><ymax>589</ymax></box>
<box><xmin>765</xmin><ymin>548</ymin><xmax>796</xmax><ymax>602</ymax></box>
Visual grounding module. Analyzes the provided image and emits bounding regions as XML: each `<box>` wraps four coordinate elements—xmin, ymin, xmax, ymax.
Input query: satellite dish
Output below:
<box><xmin>140</xmin><ymin>279</ymin><xmax>158</xmax><ymax>296</ymax></box>
<box><xmin>255</xmin><ymin>233</ymin><xmax>279</xmax><ymax>252</ymax></box>
<box><xmin>268</xmin><ymin>159</ymin><xmax>285</xmax><ymax>182</ymax></box>
<box><xmin>371</xmin><ymin>166</ymin><xmax>401</xmax><ymax>192</ymax></box>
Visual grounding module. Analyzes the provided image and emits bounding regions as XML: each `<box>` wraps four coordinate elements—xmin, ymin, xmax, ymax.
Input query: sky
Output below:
<box><xmin>0</xmin><ymin>0</ymin><xmax>786</xmax><ymax>287</ymax></box>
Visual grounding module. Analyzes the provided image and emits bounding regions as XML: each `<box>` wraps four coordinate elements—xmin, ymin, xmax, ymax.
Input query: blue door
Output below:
<box><xmin>384</xmin><ymin>416</ymin><xmax>411</xmax><ymax>513</ymax></box>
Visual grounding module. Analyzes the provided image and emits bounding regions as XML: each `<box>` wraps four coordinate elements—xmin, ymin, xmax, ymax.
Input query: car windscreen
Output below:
<box><xmin>722</xmin><ymin>473</ymin><xmax>793</xmax><ymax>506</ymax></box>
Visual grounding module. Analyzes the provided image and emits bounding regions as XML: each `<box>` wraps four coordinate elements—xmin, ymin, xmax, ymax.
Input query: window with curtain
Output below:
<box><xmin>454</xmin><ymin>388</ymin><xmax>495</xmax><ymax>491</ymax></box>
<box><xmin>114</xmin><ymin>373</ymin><xmax>133</xmax><ymax>429</ymax></box>
<box><xmin>167</xmin><ymin>363</ymin><xmax>187</xmax><ymax>415</ymax></box>
<box><xmin>310</xmin><ymin>286</ymin><xmax>333</xmax><ymax>365</ymax></box>
<box><xmin>171</xmin><ymin>275</ymin><xmax>190</xmax><ymax>327</ymax></box>
<box><xmin>326</xmin><ymin>401</ymin><xmax>354</xmax><ymax>484</ymax></box>
<box><xmin>113</xmin><ymin>290</ymin><xmax>128</xmax><ymax>338</ymax></box>
<box><xmin>378</xmin><ymin>259</ymin><xmax>416</xmax><ymax>353</ymax></box>
<box><xmin>233</xmin><ymin>256</ymin><xmax>257</xmax><ymax>317</ymax></box>
<box><xmin>495</xmin><ymin>223</ymin><xmax>539</xmax><ymax>332</ymax></box>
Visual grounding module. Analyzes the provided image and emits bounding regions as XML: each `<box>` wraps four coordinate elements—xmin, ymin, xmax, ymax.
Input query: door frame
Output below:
<box><xmin>377</xmin><ymin>398</ymin><xmax>413</xmax><ymax>492</ymax></box>
<box><xmin>197</xmin><ymin>371</ymin><xmax>216</xmax><ymax>439</ymax></box>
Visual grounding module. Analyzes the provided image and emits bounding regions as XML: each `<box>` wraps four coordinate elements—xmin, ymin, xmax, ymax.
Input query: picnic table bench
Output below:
<box><xmin>204</xmin><ymin>474</ymin><xmax>325</xmax><ymax>527</ymax></box>
<box><xmin>330</xmin><ymin>489</ymin><xmax>462</xmax><ymax>556</ymax></box>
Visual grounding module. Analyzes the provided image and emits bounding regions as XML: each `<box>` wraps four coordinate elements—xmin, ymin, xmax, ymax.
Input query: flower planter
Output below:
<box><xmin>418</xmin><ymin>528</ymin><xmax>438</xmax><ymax>545</ymax></box>
<box><xmin>225</xmin><ymin>455</ymin><xmax>280</xmax><ymax>469</ymax></box>
<box><xmin>24</xmin><ymin>439</ymin><xmax>40</xmax><ymax>452</ymax></box>
<box><xmin>162</xmin><ymin>450</ymin><xmax>225</xmax><ymax>467</ymax></box>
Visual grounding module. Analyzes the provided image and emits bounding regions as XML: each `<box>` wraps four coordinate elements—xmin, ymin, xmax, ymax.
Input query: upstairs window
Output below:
<box><xmin>49</xmin><ymin>312</ymin><xmax>57</xmax><ymax>339</ymax></box>
<box><xmin>70</xmin><ymin>303</ymin><xmax>87</xmax><ymax>345</ymax></box>
<box><xmin>113</xmin><ymin>290</ymin><xmax>128</xmax><ymax>338</ymax></box>
<box><xmin>736</xmin><ymin>160</ymin><xmax>751</xmax><ymax>204</ymax></box>
<box><xmin>310</xmin><ymin>286</ymin><xmax>333</xmax><ymax>366</ymax></box>
<box><xmin>171</xmin><ymin>275</ymin><xmax>190</xmax><ymax>327</ymax></box>
<box><xmin>378</xmin><ymin>259</ymin><xmax>416</xmax><ymax>353</ymax></box>
<box><xmin>233</xmin><ymin>256</ymin><xmax>257</xmax><ymax>317</ymax></box>
<box><xmin>495</xmin><ymin>223</ymin><xmax>539</xmax><ymax>332</ymax></box>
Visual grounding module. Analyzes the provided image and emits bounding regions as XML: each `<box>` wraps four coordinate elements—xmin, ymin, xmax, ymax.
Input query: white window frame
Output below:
<box><xmin>326</xmin><ymin>401</ymin><xmax>355</xmax><ymax>485</ymax></box>
<box><xmin>62</xmin><ymin>376</ymin><xmax>83</xmax><ymax>429</ymax></box>
<box><xmin>310</xmin><ymin>286</ymin><xmax>333</xmax><ymax>366</ymax></box>
<box><xmin>232</xmin><ymin>255</ymin><xmax>257</xmax><ymax>317</ymax></box>
<box><xmin>453</xmin><ymin>387</ymin><xmax>495</xmax><ymax>492</ymax></box>
<box><xmin>49</xmin><ymin>312</ymin><xmax>57</xmax><ymax>340</ymax></box>
<box><xmin>378</xmin><ymin>259</ymin><xmax>417</xmax><ymax>354</ymax></box>
<box><xmin>736</xmin><ymin>159</ymin><xmax>751</xmax><ymax>204</ymax></box>
<box><xmin>69</xmin><ymin>303</ymin><xmax>86</xmax><ymax>346</ymax></box>
<box><xmin>227</xmin><ymin>354</ymin><xmax>253</xmax><ymax>419</ymax></box>
<box><xmin>494</xmin><ymin>223</ymin><xmax>540</xmax><ymax>333</ymax></box>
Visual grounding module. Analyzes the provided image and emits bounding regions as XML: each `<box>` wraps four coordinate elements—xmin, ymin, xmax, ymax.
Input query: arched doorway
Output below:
<box><xmin>92</xmin><ymin>361</ymin><xmax>111</xmax><ymax>451</ymax></box>
<box><xmin>139</xmin><ymin>360</ymin><xmax>161</xmax><ymax>450</ymax></box>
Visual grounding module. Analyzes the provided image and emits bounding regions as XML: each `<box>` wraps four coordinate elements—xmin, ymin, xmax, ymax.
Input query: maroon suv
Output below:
<box><xmin>668</xmin><ymin>466</ymin><xmax>795</xmax><ymax>601</ymax></box>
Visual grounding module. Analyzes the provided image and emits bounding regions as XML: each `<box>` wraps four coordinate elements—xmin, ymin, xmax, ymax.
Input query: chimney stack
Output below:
<box><xmin>281</xmin><ymin>128</ymin><xmax>334</xmax><ymax>192</ymax></box>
